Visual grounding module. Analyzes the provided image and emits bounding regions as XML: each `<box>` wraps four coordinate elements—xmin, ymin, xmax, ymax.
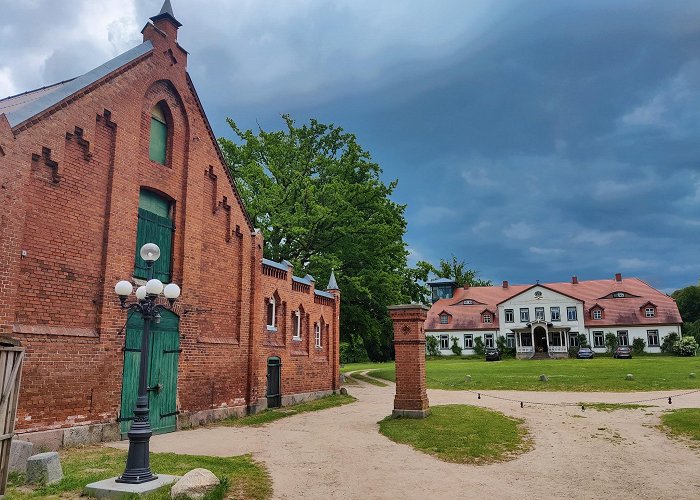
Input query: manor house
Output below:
<box><xmin>426</xmin><ymin>273</ymin><xmax>681</xmax><ymax>358</ymax></box>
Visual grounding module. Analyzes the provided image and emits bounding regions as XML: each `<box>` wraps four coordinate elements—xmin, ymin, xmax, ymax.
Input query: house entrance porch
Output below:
<box><xmin>513</xmin><ymin>321</ymin><xmax>571</xmax><ymax>359</ymax></box>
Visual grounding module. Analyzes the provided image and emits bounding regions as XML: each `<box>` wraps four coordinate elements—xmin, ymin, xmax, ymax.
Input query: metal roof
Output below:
<box><xmin>326</xmin><ymin>270</ymin><xmax>339</xmax><ymax>290</ymax></box>
<box><xmin>262</xmin><ymin>258</ymin><xmax>288</xmax><ymax>271</ymax></box>
<box><xmin>315</xmin><ymin>290</ymin><xmax>335</xmax><ymax>299</ymax></box>
<box><xmin>1</xmin><ymin>41</ymin><xmax>153</xmax><ymax>129</ymax></box>
<box><xmin>427</xmin><ymin>278</ymin><xmax>457</xmax><ymax>286</ymax></box>
<box><xmin>292</xmin><ymin>275</ymin><xmax>312</xmax><ymax>286</ymax></box>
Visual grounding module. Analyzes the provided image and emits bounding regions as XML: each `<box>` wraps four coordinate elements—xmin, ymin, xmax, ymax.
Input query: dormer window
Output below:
<box><xmin>592</xmin><ymin>309</ymin><xmax>602</xmax><ymax>320</ymax></box>
<box><xmin>482</xmin><ymin>312</ymin><xmax>492</xmax><ymax>323</ymax></box>
<box><xmin>439</xmin><ymin>313</ymin><xmax>449</xmax><ymax>324</ymax></box>
<box><xmin>614</xmin><ymin>292</ymin><xmax>625</xmax><ymax>298</ymax></box>
<box><xmin>645</xmin><ymin>307</ymin><xmax>655</xmax><ymax>318</ymax></box>
<box><xmin>149</xmin><ymin>102</ymin><xmax>169</xmax><ymax>164</ymax></box>
<box><xmin>463</xmin><ymin>300</ymin><xmax>473</xmax><ymax>305</ymax></box>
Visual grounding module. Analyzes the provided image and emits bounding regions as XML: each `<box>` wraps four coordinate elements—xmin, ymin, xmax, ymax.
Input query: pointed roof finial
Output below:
<box><xmin>327</xmin><ymin>269</ymin><xmax>339</xmax><ymax>290</ymax></box>
<box><xmin>150</xmin><ymin>0</ymin><xmax>182</xmax><ymax>28</ymax></box>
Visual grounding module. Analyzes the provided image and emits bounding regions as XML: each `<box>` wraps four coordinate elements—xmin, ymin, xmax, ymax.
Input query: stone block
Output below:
<box><xmin>63</xmin><ymin>424</ymin><xmax>103</xmax><ymax>447</ymax></box>
<box><xmin>101</xmin><ymin>423</ymin><xmax>122</xmax><ymax>443</ymax></box>
<box><xmin>171</xmin><ymin>468</ymin><xmax>220</xmax><ymax>499</ymax></box>
<box><xmin>9</xmin><ymin>439</ymin><xmax>34</xmax><ymax>474</ymax></box>
<box><xmin>27</xmin><ymin>451</ymin><xmax>63</xmax><ymax>485</ymax></box>
<box><xmin>85</xmin><ymin>474</ymin><xmax>179</xmax><ymax>498</ymax></box>
<box><xmin>18</xmin><ymin>428</ymin><xmax>63</xmax><ymax>451</ymax></box>
<box><xmin>539</xmin><ymin>374</ymin><xmax>548</xmax><ymax>382</ymax></box>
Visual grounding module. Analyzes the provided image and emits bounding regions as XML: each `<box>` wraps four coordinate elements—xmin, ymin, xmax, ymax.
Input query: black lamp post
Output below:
<box><xmin>113</xmin><ymin>243</ymin><xmax>181</xmax><ymax>484</ymax></box>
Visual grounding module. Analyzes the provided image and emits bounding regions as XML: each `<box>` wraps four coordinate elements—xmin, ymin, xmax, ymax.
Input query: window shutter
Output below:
<box><xmin>149</xmin><ymin>117</ymin><xmax>167</xmax><ymax>164</ymax></box>
<box><xmin>134</xmin><ymin>208</ymin><xmax>174</xmax><ymax>282</ymax></box>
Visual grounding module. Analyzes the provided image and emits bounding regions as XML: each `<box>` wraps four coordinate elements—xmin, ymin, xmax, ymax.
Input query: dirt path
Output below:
<box><xmin>109</xmin><ymin>377</ymin><xmax>700</xmax><ymax>499</ymax></box>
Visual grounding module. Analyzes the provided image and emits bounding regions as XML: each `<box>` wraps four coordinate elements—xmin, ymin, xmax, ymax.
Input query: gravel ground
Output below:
<box><xmin>109</xmin><ymin>375</ymin><xmax>700</xmax><ymax>499</ymax></box>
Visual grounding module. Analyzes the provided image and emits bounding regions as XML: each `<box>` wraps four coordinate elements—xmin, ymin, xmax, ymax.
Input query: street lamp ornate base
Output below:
<box><xmin>115</xmin><ymin>469</ymin><xmax>158</xmax><ymax>484</ymax></box>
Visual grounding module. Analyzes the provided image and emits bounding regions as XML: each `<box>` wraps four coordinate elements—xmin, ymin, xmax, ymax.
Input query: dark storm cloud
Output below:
<box><xmin>2</xmin><ymin>0</ymin><xmax>699</xmax><ymax>292</ymax></box>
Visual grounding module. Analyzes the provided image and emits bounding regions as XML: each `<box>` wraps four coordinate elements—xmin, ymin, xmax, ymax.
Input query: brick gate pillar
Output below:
<box><xmin>388</xmin><ymin>304</ymin><xmax>430</xmax><ymax>418</ymax></box>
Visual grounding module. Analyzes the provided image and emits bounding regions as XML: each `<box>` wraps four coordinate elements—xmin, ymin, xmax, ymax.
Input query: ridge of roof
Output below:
<box><xmin>3</xmin><ymin>41</ymin><xmax>153</xmax><ymax>130</ymax></box>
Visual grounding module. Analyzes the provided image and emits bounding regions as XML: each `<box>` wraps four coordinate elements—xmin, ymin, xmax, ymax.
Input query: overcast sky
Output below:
<box><xmin>2</xmin><ymin>0</ymin><xmax>700</xmax><ymax>293</ymax></box>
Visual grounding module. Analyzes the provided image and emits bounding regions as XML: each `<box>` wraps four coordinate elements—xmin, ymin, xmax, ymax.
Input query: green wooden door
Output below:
<box><xmin>120</xmin><ymin>310</ymin><xmax>180</xmax><ymax>437</ymax></box>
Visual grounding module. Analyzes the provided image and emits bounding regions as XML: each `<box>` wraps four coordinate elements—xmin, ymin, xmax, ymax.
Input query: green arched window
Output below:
<box><xmin>134</xmin><ymin>189</ymin><xmax>174</xmax><ymax>282</ymax></box>
<box><xmin>149</xmin><ymin>103</ymin><xmax>168</xmax><ymax>164</ymax></box>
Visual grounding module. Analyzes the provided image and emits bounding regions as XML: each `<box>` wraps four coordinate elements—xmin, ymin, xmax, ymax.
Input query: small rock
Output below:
<box><xmin>464</xmin><ymin>375</ymin><xmax>472</xmax><ymax>382</ymax></box>
<box><xmin>339</xmin><ymin>387</ymin><xmax>348</xmax><ymax>396</ymax></box>
<box><xmin>539</xmin><ymin>374</ymin><xmax>548</xmax><ymax>382</ymax></box>
<box><xmin>626</xmin><ymin>374</ymin><xmax>634</xmax><ymax>380</ymax></box>
<box><xmin>340</xmin><ymin>373</ymin><xmax>346</xmax><ymax>382</ymax></box>
<box><xmin>9</xmin><ymin>440</ymin><xmax>34</xmax><ymax>474</ymax></box>
<box><xmin>26</xmin><ymin>451</ymin><xmax>63</xmax><ymax>485</ymax></box>
<box><xmin>171</xmin><ymin>468</ymin><xmax>219</xmax><ymax>499</ymax></box>
<box><xmin>690</xmin><ymin>373</ymin><xmax>696</xmax><ymax>379</ymax></box>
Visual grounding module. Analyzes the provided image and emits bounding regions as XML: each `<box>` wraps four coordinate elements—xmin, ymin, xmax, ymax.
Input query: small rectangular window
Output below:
<box><xmin>593</xmin><ymin>331</ymin><xmax>605</xmax><ymax>347</ymax></box>
<box><xmin>520</xmin><ymin>333</ymin><xmax>532</xmax><ymax>347</ymax></box>
<box><xmin>506</xmin><ymin>333</ymin><xmax>515</xmax><ymax>348</ymax></box>
<box><xmin>440</xmin><ymin>314</ymin><xmax>449</xmax><ymax>324</ymax></box>
<box><xmin>592</xmin><ymin>309</ymin><xmax>602</xmax><ymax>320</ymax></box>
<box><xmin>535</xmin><ymin>307</ymin><xmax>545</xmax><ymax>321</ymax></box>
<box><xmin>505</xmin><ymin>309</ymin><xmax>514</xmax><ymax>323</ymax></box>
<box><xmin>440</xmin><ymin>335</ymin><xmax>449</xmax><ymax>350</ymax></box>
<box><xmin>617</xmin><ymin>330</ymin><xmax>629</xmax><ymax>346</ymax></box>
<box><xmin>567</xmin><ymin>306</ymin><xmax>577</xmax><ymax>321</ymax></box>
<box><xmin>483</xmin><ymin>313</ymin><xmax>492</xmax><ymax>323</ymax></box>
<box><xmin>315</xmin><ymin>324</ymin><xmax>322</xmax><ymax>348</ymax></box>
<box><xmin>484</xmin><ymin>334</ymin><xmax>494</xmax><ymax>348</ymax></box>
<box><xmin>647</xmin><ymin>330</ymin><xmax>659</xmax><ymax>347</ymax></box>
<box><xmin>569</xmin><ymin>333</ymin><xmax>579</xmax><ymax>347</ymax></box>
<box><xmin>520</xmin><ymin>308</ymin><xmax>530</xmax><ymax>322</ymax></box>
<box><xmin>550</xmin><ymin>307</ymin><xmax>560</xmax><ymax>321</ymax></box>
<box><xmin>463</xmin><ymin>334</ymin><xmax>473</xmax><ymax>349</ymax></box>
<box><xmin>293</xmin><ymin>311</ymin><xmax>301</xmax><ymax>340</ymax></box>
<box><xmin>645</xmin><ymin>307</ymin><xmax>655</xmax><ymax>318</ymax></box>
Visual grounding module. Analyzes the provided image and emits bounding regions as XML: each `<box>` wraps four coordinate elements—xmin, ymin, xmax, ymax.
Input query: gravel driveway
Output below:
<box><xmin>110</xmin><ymin>376</ymin><xmax>700</xmax><ymax>499</ymax></box>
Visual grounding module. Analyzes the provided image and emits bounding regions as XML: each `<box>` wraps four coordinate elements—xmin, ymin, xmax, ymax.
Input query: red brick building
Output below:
<box><xmin>0</xmin><ymin>2</ymin><xmax>339</xmax><ymax>448</ymax></box>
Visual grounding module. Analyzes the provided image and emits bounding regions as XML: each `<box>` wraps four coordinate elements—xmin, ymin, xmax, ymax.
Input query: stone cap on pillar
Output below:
<box><xmin>388</xmin><ymin>304</ymin><xmax>430</xmax><ymax>321</ymax></box>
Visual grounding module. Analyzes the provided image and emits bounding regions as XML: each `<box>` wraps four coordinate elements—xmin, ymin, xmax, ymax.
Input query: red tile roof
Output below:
<box><xmin>425</xmin><ymin>277</ymin><xmax>681</xmax><ymax>331</ymax></box>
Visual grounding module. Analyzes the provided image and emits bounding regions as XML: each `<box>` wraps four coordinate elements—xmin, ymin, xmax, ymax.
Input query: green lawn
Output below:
<box><xmin>348</xmin><ymin>372</ymin><xmax>388</xmax><ymax>387</ymax></box>
<box><xmin>6</xmin><ymin>447</ymin><xmax>270</xmax><ymax>499</ymax></box>
<box><xmin>379</xmin><ymin>404</ymin><xmax>530</xmax><ymax>464</ymax></box>
<box><xmin>220</xmin><ymin>393</ymin><xmax>356</xmax><ymax>427</ymax></box>
<box><xmin>660</xmin><ymin>408</ymin><xmax>700</xmax><ymax>442</ymax></box>
<box><xmin>344</xmin><ymin>356</ymin><xmax>700</xmax><ymax>392</ymax></box>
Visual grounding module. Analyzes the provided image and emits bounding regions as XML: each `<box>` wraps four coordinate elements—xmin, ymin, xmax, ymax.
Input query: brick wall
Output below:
<box><xmin>0</xmin><ymin>16</ymin><xmax>339</xmax><ymax>434</ymax></box>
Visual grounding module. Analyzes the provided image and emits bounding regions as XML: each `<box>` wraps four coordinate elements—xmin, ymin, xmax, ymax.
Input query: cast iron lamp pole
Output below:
<box><xmin>113</xmin><ymin>243</ymin><xmax>181</xmax><ymax>484</ymax></box>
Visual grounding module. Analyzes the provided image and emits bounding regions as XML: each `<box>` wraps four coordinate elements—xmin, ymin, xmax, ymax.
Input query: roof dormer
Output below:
<box><xmin>481</xmin><ymin>309</ymin><xmax>495</xmax><ymax>324</ymax></box>
<box><xmin>640</xmin><ymin>302</ymin><xmax>657</xmax><ymax>318</ymax></box>
<box><xmin>589</xmin><ymin>304</ymin><xmax>605</xmax><ymax>320</ymax></box>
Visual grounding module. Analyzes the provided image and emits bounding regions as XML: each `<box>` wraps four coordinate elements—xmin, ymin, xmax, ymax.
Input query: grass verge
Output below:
<box><xmin>348</xmin><ymin>372</ymin><xmax>388</xmax><ymax>387</ymax></box>
<box><xmin>579</xmin><ymin>402</ymin><xmax>655</xmax><ymax>412</ymax></box>
<box><xmin>344</xmin><ymin>357</ymin><xmax>700</xmax><ymax>392</ymax></box>
<box><xmin>6</xmin><ymin>447</ymin><xmax>270</xmax><ymax>499</ymax></box>
<box><xmin>659</xmin><ymin>408</ymin><xmax>700</xmax><ymax>443</ymax></box>
<box><xmin>378</xmin><ymin>404</ymin><xmax>531</xmax><ymax>464</ymax></box>
<box><xmin>220</xmin><ymin>393</ymin><xmax>356</xmax><ymax>427</ymax></box>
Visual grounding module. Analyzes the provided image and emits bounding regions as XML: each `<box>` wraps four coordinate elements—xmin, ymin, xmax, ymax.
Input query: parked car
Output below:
<box><xmin>485</xmin><ymin>347</ymin><xmax>501</xmax><ymax>361</ymax></box>
<box><xmin>577</xmin><ymin>347</ymin><xmax>594</xmax><ymax>359</ymax></box>
<box><xmin>614</xmin><ymin>346</ymin><xmax>632</xmax><ymax>359</ymax></box>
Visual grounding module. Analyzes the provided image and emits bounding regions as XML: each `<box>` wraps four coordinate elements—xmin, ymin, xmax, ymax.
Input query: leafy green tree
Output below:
<box><xmin>428</xmin><ymin>255</ymin><xmax>491</xmax><ymax>287</ymax></box>
<box><xmin>672</xmin><ymin>282</ymin><xmax>700</xmax><ymax>344</ymax></box>
<box><xmin>605</xmin><ymin>332</ymin><xmax>618</xmax><ymax>355</ymax></box>
<box><xmin>632</xmin><ymin>337</ymin><xmax>646</xmax><ymax>355</ymax></box>
<box><xmin>473</xmin><ymin>337</ymin><xmax>485</xmax><ymax>356</ymax></box>
<box><xmin>426</xmin><ymin>336</ymin><xmax>440</xmax><ymax>357</ymax></box>
<box><xmin>220</xmin><ymin>115</ymin><xmax>410</xmax><ymax>360</ymax></box>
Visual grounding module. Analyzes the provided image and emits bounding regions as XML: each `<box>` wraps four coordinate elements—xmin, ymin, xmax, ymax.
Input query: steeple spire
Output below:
<box><xmin>150</xmin><ymin>0</ymin><xmax>182</xmax><ymax>28</ymax></box>
<box><xmin>326</xmin><ymin>270</ymin><xmax>339</xmax><ymax>291</ymax></box>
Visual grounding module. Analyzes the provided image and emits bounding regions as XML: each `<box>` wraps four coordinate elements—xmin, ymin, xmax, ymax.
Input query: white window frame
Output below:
<box><xmin>463</xmin><ymin>334</ymin><xmax>473</xmax><ymax>349</ymax></box>
<box><xmin>647</xmin><ymin>329</ymin><xmax>659</xmax><ymax>347</ymax></box>
<box><xmin>484</xmin><ymin>334</ymin><xmax>494</xmax><ymax>348</ymax></box>
<box><xmin>535</xmin><ymin>307</ymin><xmax>545</xmax><ymax>321</ymax></box>
<box><xmin>550</xmin><ymin>307</ymin><xmax>560</xmax><ymax>321</ymax></box>
<box><xmin>440</xmin><ymin>313</ymin><xmax>449</xmax><ymax>324</ymax></box>
<box><xmin>592</xmin><ymin>309</ymin><xmax>602</xmax><ymax>320</ymax></box>
<box><xmin>483</xmin><ymin>313</ymin><xmax>492</xmax><ymax>324</ymax></box>
<box><xmin>315</xmin><ymin>323</ymin><xmax>322</xmax><ymax>348</ymax></box>
<box><xmin>463</xmin><ymin>299</ymin><xmax>473</xmax><ymax>305</ymax></box>
<box><xmin>520</xmin><ymin>308</ymin><xmax>530</xmax><ymax>322</ymax></box>
<box><xmin>617</xmin><ymin>330</ymin><xmax>629</xmax><ymax>346</ymax></box>
<box><xmin>645</xmin><ymin>307</ymin><xmax>655</xmax><ymax>318</ymax></box>
<box><xmin>593</xmin><ymin>331</ymin><xmax>604</xmax><ymax>348</ymax></box>
<box><xmin>293</xmin><ymin>310</ymin><xmax>301</xmax><ymax>340</ymax></box>
<box><xmin>505</xmin><ymin>309</ymin><xmax>514</xmax><ymax>323</ymax></box>
<box><xmin>567</xmin><ymin>306</ymin><xmax>577</xmax><ymax>321</ymax></box>
<box><xmin>266</xmin><ymin>296</ymin><xmax>277</xmax><ymax>331</ymax></box>
<box><xmin>440</xmin><ymin>335</ymin><xmax>449</xmax><ymax>350</ymax></box>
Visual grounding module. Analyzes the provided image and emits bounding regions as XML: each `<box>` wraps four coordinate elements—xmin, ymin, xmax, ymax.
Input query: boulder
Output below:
<box><xmin>690</xmin><ymin>372</ymin><xmax>697</xmax><ymax>379</ymax></box>
<box><xmin>26</xmin><ymin>451</ymin><xmax>63</xmax><ymax>485</ymax></box>
<box><xmin>626</xmin><ymin>373</ymin><xmax>634</xmax><ymax>380</ymax></box>
<box><xmin>171</xmin><ymin>468</ymin><xmax>220</xmax><ymax>499</ymax></box>
<box><xmin>539</xmin><ymin>374</ymin><xmax>548</xmax><ymax>382</ymax></box>
<box><xmin>339</xmin><ymin>387</ymin><xmax>348</xmax><ymax>395</ymax></box>
<box><xmin>9</xmin><ymin>439</ymin><xmax>34</xmax><ymax>474</ymax></box>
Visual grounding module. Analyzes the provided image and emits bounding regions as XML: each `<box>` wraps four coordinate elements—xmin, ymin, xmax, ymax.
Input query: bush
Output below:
<box><xmin>474</xmin><ymin>337</ymin><xmax>485</xmax><ymax>356</ymax></box>
<box><xmin>577</xmin><ymin>333</ymin><xmax>589</xmax><ymax>348</ymax></box>
<box><xmin>426</xmin><ymin>336</ymin><xmax>440</xmax><ymax>357</ymax></box>
<box><xmin>673</xmin><ymin>336</ymin><xmax>698</xmax><ymax>357</ymax></box>
<box><xmin>605</xmin><ymin>332</ymin><xmax>618</xmax><ymax>355</ymax></box>
<box><xmin>568</xmin><ymin>346</ymin><xmax>580</xmax><ymax>358</ymax></box>
<box><xmin>496</xmin><ymin>336</ymin><xmax>515</xmax><ymax>358</ymax></box>
<box><xmin>632</xmin><ymin>337</ymin><xmax>646</xmax><ymax>355</ymax></box>
<box><xmin>450</xmin><ymin>336</ymin><xmax>463</xmax><ymax>356</ymax></box>
<box><xmin>661</xmin><ymin>332</ymin><xmax>679</xmax><ymax>353</ymax></box>
<box><xmin>340</xmin><ymin>337</ymin><xmax>369</xmax><ymax>364</ymax></box>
